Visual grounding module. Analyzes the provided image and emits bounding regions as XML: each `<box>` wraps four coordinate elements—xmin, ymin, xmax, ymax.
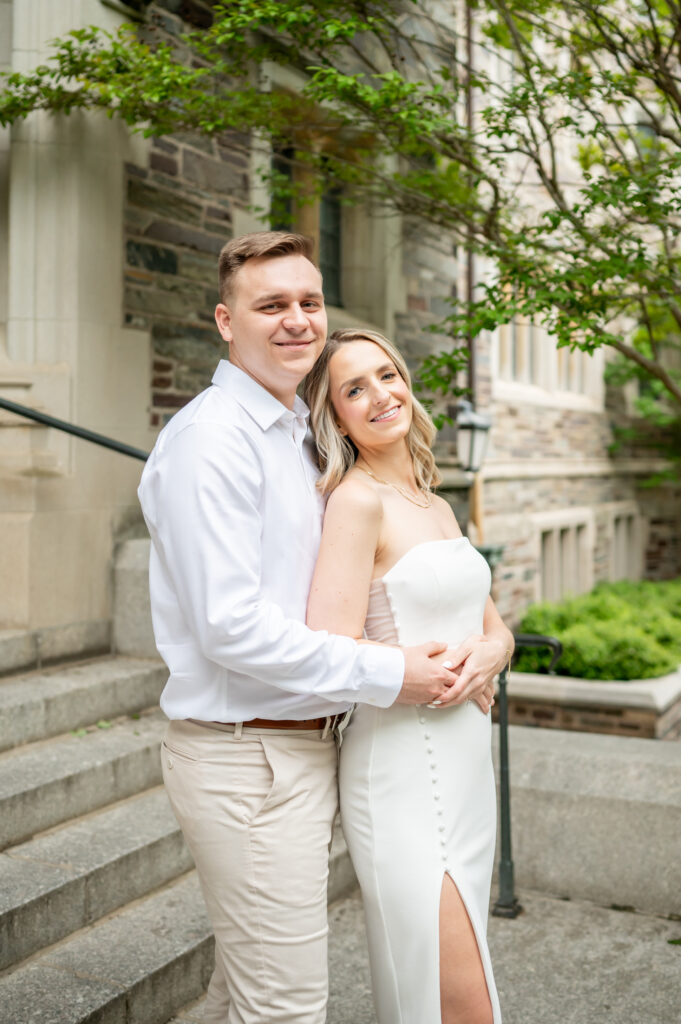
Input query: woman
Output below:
<box><xmin>304</xmin><ymin>329</ymin><xmax>512</xmax><ymax>1024</ymax></box>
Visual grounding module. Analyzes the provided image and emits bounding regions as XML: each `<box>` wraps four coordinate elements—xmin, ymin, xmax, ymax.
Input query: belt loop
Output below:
<box><xmin>234</xmin><ymin>721</ymin><xmax>243</xmax><ymax>740</ymax></box>
<box><xmin>321</xmin><ymin>716</ymin><xmax>332</xmax><ymax>740</ymax></box>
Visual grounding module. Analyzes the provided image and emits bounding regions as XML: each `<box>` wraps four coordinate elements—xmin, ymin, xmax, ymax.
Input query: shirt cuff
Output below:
<box><xmin>355</xmin><ymin>644</ymin><xmax>404</xmax><ymax>708</ymax></box>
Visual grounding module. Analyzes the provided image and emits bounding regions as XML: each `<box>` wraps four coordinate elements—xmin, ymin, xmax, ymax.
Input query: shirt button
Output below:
<box><xmin>424</xmin><ymin>732</ymin><xmax>431</xmax><ymax>740</ymax></box>
<box><xmin>439</xmin><ymin>824</ymin><xmax>445</xmax><ymax>833</ymax></box>
<box><xmin>440</xmin><ymin>838</ymin><xmax>447</xmax><ymax>847</ymax></box>
<box><xmin>426</xmin><ymin>746</ymin><xmax>434</xmax><ymax>754</ymax></box>
<box><xmin>431</xmin><ymin>776</ymin><xmax>439</xmax><ymax>784</ymax></box>
<box><xmin>436</xmin><ymin>808</ymin><xmax>443</xmax><ymax>816</ymax></box>
<box><xmin>430</xmin><ymin>761</ymin><xmax>437</xmax><ymax>769</ymax></box>
<box><xmin>434</xmin><ymin>792</ymin><xmax>441</xmax><ymax>800</ymax></box>
<box><xmin>167</xmin><ymin>757</ymin><xmax>173</xmax><ymax>770</ymax></box>
<box><xmin>418</xmin><ymin>716</ymin><xmax>426</xmax><ymax>725</ymax></box>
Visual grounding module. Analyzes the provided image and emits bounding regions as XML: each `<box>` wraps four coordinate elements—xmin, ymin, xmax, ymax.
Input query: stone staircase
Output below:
<box><xmin>0</xmin><ymin>648</ymin><xmax>355</xmax><ymax>1023</ymax></box>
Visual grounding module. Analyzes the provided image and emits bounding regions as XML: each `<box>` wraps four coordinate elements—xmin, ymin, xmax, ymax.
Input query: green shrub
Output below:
<box><xmin>514</xmin><ymin>578</ymin><xmax>681</xmax><ymax>680</ymax></box>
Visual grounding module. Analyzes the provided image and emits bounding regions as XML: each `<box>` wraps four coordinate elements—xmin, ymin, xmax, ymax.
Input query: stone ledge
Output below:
<box><xmin>503</xmin><ymin>667</ymin><xmax>681</xmax><ymax>739</ymax></box>
<box><xmin>494</xmin><ymin>724</ymin><xmax>681</xmax><ymax>916</ymax></box>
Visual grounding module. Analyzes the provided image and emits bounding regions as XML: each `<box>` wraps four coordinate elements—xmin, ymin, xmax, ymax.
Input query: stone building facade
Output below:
<box><xmin>0</xmin><ymin>0</ymin><xmax>678</xmax><ymax>653</ymax></box>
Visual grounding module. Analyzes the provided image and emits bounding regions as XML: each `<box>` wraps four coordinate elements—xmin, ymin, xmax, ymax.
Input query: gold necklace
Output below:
<box><xmin>356</xmin><ymin>464</ymin><xmax>433</xmax><ymax>509</ymax></box>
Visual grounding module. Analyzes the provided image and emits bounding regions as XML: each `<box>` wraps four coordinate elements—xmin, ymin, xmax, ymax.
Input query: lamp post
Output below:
<box><xmin>456</xmin><ymin>399</ymin><xmax>491</xmax><ymax>545</ymax></box>
<box><xmin>455</xmin><ymin>400</ymin><xmax>521</xmax><ymax>918</ymax></box>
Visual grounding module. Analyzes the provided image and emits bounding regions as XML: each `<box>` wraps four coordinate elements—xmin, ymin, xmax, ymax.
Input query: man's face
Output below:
<box><xmin>215</xmin><ymin>253</ymin><xmax>327</xmax><ymax>408</ymax></box>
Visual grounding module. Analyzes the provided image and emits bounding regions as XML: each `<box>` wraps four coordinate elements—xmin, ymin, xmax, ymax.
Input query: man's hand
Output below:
<box><xmin>428</xmin><ymin>635</ymin><xmax>506</xmax><ymax>711</ymax></box>
<box><xmin>395</xmin><ymin>642</ymin><xmax>460</xmax><ymax>705</ymax></box>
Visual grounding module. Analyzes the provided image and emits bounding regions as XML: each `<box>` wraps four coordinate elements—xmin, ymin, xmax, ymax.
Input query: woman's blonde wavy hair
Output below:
<box><xmin>303</xmin><ymin>328</ymin><xmax>441</xmax><ymax>496</ymax></box>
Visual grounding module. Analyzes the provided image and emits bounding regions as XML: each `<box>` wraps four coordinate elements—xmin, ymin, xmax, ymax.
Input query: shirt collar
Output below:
<box><xmin>212</xmin><ymin>359</ymin><xmax>310</xmax><ymax>433</ymax></box>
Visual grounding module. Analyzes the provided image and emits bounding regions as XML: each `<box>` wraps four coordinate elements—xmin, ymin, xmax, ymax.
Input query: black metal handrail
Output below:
<box><xmin>513</xmin><ymin>632</ymin><xmax>563</xmax><ymax>675</ymax></box>
<box><xmin>0</xmin><ymin>396</ymin><xmax>149</xmax><ymax>462</ymax></box>
<box><xmin>492</xmin><ymin>630</ymin><xmax>563</xmax><ymax>919</ymax></box>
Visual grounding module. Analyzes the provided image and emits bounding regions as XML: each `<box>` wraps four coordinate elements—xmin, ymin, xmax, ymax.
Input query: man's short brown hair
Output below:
<box><xmin>217</xmin><ymin>231</ymin><xmax>317</xmax><ymax>303</ymax></box>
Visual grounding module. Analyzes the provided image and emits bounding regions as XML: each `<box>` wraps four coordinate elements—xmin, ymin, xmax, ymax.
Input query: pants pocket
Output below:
<box><xmin>162</xmin><ymin>738</ymin><xmax>201</xmax><ymax>765</ymax></box>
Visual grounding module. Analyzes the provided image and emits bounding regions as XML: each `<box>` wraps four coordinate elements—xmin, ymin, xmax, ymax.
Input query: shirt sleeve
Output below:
<box><xmin>138</xmin><ymin>419</ymin><xmax>404</xmax><ymax>707</ymax></box>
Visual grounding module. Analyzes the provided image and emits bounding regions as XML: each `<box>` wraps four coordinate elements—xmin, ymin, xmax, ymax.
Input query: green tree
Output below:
<box><xmin>2</xmin><ymin>0</ymin><xmax>681</xmax><ymax>424</ymax></box>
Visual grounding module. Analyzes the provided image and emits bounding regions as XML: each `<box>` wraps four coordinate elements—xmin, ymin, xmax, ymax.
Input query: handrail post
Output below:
<box><xmin>492</xmin><ymin>663</ymin><xmax>522</xmax><ymax>918</ymax></box>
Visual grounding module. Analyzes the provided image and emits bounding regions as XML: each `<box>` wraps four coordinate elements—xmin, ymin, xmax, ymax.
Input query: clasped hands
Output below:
<box><xmin>399</xmin><ymin>635</ymin><xmax>507</xmax><ymax>714</ymax></box>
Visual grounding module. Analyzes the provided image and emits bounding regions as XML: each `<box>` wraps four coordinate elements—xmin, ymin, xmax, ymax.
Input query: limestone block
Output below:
<box><xmin>113</xmin><ymin>538</ymin><xmax>157</xmax><ymax>658</ymax></box>
<box><xmin>0</xmin><ymin>511</ymin><xmax>30</xmax><ymax>627</ymax></box>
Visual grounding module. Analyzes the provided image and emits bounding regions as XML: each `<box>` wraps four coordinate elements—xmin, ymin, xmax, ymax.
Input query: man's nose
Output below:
<box><xmin>282</xmin><ymin>304</ymin><xmax>309</xmax><ymax>330</ymax></box>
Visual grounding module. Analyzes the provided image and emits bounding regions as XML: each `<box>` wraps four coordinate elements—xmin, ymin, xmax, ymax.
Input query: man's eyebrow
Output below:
<box><xmin>254</xmin><ymin>291</ymin><xmax>324</xmax><ymax>303</ymax></box>
<box><xmin>340</xmin><ymin>363</ymin><xmax>394</xmax><ymax>390</ymax></box>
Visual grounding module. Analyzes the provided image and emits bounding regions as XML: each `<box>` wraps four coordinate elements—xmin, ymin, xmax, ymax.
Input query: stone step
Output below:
<box><xmin>0</xmin><ymin>711</ymin><xmax>166</xmax><ymax>850</ymax></box>
<box><xmin>0</xmin><ymin>623</ymin><xmax>112</xmax><ymax>678</ymax></box>
<box><xmin>0</xmin><ymin>786</ymin><xmax>193</xmax><ymax>971</ymax></box>
<box><xmin>0</xmin><ymin>871</ymin><xmax>213</xmax><ymax>1024</ymax></box>
<box><xmin>0</xmin><ymin>655</ymin><xmax>166</xmax><ymax>753</ymax></box>
<box><xmin>0</xmin><ymin>830</ymin><xmax>356</xmax><ymax>1024</ymax></box>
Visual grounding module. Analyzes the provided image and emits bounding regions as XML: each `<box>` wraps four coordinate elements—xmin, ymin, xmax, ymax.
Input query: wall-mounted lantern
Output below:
<box><xmin>456</xmin><ymin>399</ymin><xmax>491</xmax><ymax>474</ymax></box>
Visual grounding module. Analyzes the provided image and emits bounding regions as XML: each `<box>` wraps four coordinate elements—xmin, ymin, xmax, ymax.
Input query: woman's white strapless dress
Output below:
<box><xmin>339</xmin><ymin>538</ymin><xmax>502</xmax><ymax>1024</ymax></box>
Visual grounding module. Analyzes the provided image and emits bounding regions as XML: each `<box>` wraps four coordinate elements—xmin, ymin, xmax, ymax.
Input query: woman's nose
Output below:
<box><xmin>372</xmin><ymin>382</ymin><xmax>390</xmax><ymax>403</ymax></box>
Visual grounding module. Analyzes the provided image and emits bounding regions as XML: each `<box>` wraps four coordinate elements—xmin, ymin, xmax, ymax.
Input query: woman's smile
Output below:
<box><xmin>371</xmin><ymin>405</ymin><xmax>401</xmax><ymax>423</ymax></box>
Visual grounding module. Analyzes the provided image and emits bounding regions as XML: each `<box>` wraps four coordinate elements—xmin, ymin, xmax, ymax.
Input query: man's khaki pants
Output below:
<box><xmin>162</xmin><ymin>719</ymin><xmax>338</xmax><ymax>1024</ymax></box>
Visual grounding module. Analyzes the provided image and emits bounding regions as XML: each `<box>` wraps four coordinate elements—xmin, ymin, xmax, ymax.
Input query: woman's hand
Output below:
<box><xmin>429</xmin><ymin>634</ymin><xmax>508</xmax><ymax>713</ymax></box>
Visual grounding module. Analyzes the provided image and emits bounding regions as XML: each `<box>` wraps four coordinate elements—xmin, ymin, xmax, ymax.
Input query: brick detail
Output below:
<box><xmin>494</xmin><ymin>694</ymin><xmax>681</xmax><ymax>740</ymax></box>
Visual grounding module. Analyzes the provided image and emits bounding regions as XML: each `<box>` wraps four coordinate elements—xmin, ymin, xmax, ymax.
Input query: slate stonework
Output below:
<box><xmin>120</xmin><ymin>1</ymin><xmax>679</xmax><ymax>621</ymax></box>
<box><xmin>121</xmin><ymin>2</ymin><xmax>248</xmax><ymax>425</ymax></box>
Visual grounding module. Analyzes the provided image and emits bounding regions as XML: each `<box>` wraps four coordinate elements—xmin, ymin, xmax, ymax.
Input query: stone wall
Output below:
<box><xmin>123</xmin><ymin>0</ymin><xmax>679</xmax><ymax>626</ymax></box>
<box><xmin>124</xmin><ymin>133</ymin><xmax>246</xmax><ymax>425</ymax></box>
<box><xmin>122</xmin><ymin>3</ymin><xmax>254</xmax><ymax>426</ymax></box>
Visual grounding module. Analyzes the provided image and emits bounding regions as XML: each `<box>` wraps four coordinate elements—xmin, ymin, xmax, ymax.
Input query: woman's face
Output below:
<box><xmin>328</xmin><ymin>340</ymin><xmax>413</xmax><ymax>453</ymax></box>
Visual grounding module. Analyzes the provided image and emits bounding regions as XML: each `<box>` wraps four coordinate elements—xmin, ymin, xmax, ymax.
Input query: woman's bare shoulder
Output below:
<box><xmin>431</xmin><ymin>492</ymin><xmax>463</xmax><ymax>529</ymax></box>
<box><xmin>325</xmin><ymin>471</ymin><xmax>383</xmax><ymax>518</ymax></box>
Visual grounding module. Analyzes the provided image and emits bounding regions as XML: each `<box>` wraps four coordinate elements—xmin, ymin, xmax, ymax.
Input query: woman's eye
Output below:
<box><xmin>347</xmin><ymin>387</ymin><xmax>361</xmax><ymax>398</ymax></box>
<box><xmin>382</xmin><ymin>371</ymin><xmax>396</xmax><ymax>381</ymax></box>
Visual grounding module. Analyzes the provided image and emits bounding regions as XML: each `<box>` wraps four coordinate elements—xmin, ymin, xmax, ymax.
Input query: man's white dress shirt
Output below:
<box><xmin>138</xmin><ymin>360</ymin><xmax>404</xmax><ymax>722</ymax></box>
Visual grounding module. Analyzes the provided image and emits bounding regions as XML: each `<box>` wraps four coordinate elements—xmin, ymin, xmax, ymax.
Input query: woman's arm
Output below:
<box><xmin>433</xmin><ymin>596</ymin><xmax>514</xmax><ymax>708</ymax></box>
<box><xmin>307</xmin><ymin>479</ymin><xmax>486</xmax><ymax>708</ymax></box>
<box><xmin>307</xmin><ymin>478</ymin><xmax>383</xmax><ymax>638</ymax></box>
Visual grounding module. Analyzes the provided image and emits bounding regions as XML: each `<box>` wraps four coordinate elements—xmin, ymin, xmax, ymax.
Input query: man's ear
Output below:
<box><xmin>215</xmin><ymin>303</ymin><xmax>233</xmax><ymax>343</ymax></box>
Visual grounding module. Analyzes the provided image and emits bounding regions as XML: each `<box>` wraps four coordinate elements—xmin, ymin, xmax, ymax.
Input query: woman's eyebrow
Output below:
<box><xmin>340</xmin><ymin>363</ymin><xmax>394</xmax><ymax>389</ymax></box>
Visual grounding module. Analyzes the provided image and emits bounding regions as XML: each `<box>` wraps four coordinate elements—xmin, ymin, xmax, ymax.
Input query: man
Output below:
<box><xmin>138</xmin><ymin>231</ymin><xmax>467</xmax><ymax>1024</ymax></box>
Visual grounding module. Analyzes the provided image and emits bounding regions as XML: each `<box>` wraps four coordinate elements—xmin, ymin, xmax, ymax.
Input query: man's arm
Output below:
<box><xmin>140</xmin><ymin>419</ymin><xmax>406</xmax><ymax>707</ymax></box>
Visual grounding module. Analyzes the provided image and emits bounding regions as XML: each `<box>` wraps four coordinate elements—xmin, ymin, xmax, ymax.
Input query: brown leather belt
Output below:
<box><xmin>215</xmin><ymin>717</ymin><xmax>328</xmax><ymax>730</ymax></box>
